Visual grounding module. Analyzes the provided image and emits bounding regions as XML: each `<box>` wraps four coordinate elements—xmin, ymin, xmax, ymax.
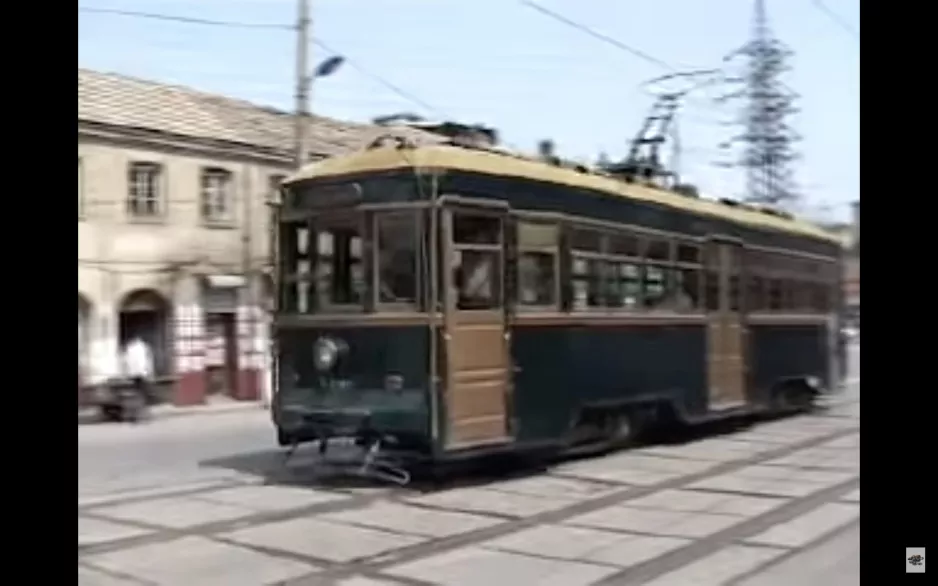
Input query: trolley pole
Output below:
<box><xmin>294</xmin><ymin>0</ymin><xmax>311</xmax><ymax>169</ymax></box>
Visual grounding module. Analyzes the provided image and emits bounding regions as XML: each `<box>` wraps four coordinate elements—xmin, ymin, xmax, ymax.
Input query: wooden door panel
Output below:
<box><xmin>707</xmin><ymin>241</ymin><xmax>748</xmax><ymax>411</ymax></box>
<box><xmin>447</xmin><ymin>415</ymin><xmax>509</xmax><ymax>446</ymax></box>
<box><xmin>448</xmin><ymin>324</ymin><xmax>506</xmax><ymax>372</ymax></box>
<box><xmin>442</xmin><ymin>209</ymin><xmax>512</xmax><ymax>450</ymax></box>
<box><xmin>447</xmin><ymin>378</ymin><xmax>505</xmax><ymax>419</ymax></box>
<box><xmin>445</xmin><ymin>316</ymin><xmax>510</xmax><ymax>449</ymax></box>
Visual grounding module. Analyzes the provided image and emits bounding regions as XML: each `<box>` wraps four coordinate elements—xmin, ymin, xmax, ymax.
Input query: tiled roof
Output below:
<box><xmin>78</xmin><ymin>68</ymin><xmax>444</xmax><ymax>158</ymax></box>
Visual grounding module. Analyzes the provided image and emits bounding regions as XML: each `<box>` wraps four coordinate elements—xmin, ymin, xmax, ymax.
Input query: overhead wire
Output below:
<box><xmin>517</xmin><ymin>0</ymin><xmax>736</xmax><ymax>173</ymax></box>
<box><xmin>517</xmin><ymin>0</ymin><xmax>674</xmax><ymax>70</ymax></box>
<box><xmin>78</xmin><ymin>5</ymin><xmax>446</xmax><ymax>118</ymax></box>
<box><xmin>311</xmin><ymin>38</ymin><xmax>447</xmax><ymax>118</ymax></box>
<box><xmin>808</xmin><ymin>0</ymin><xmax>860</xmax><ymax>41</ymax></box>
<box><xmin>516</xmin><ymin>1</ymin><xmax>734</xmax><ymax>115</ymax></box>
<box><xmin>78</xmin><ymin>6</ymin><xmax>292</xmax><ymax>30</ymax></box>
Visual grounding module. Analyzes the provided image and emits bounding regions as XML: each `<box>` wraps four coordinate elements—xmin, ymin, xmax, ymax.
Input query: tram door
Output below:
<box><xmin>706</xmin><ymin>239</ymin><xmax>748</xmax><ymax>410</ymax></box>
<box><xmin>441</xmin><ymin>209</ymin><xmax>512</xmax><ymax>450</ymax></box>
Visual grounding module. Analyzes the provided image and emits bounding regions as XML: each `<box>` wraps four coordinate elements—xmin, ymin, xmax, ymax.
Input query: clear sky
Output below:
<box><xmin>78</xmin><ymin>0</ymin><xmax>859</xmax><ymax>222</ymax></box>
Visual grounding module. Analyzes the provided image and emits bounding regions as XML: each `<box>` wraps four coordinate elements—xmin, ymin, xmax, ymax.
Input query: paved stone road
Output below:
<box><xmin>79</xmin><ymin>348</ymin><xmax>859</xmax><ymax>586</ymax></box>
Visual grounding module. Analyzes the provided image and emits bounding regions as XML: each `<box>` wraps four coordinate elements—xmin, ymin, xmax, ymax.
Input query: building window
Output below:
<box><xmin>268</xmin><ymin>174</ymin><xmax>286</xmax><ymax>205</ymax></box>
<box><xmin>201</xmin><ymin>168</ymin><xmax>234</xmax><ymax>223</ymax></box>
<box><xmin>78</xmin><ymin>158</ymin><xmax>84</xmax><ymax>218</ymax></box>
<box><xmin>127</xmin><ymin>162</ymin><xmax>163</xmax><ymax>218</ymax></box>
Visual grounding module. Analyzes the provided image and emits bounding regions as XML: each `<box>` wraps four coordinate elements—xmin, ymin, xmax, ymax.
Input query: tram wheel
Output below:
<box><xmin>788</xmin><ymin>385</ymin><xmax>815</xmax><ymax>410</ymax></box>
<box><xmin>772</xmin><ymin>382</ymin><xmax>814</xmax><ymax>412</ymax></box>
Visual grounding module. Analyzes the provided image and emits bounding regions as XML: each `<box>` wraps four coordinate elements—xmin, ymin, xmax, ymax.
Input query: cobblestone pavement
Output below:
<box><xmin>79</xmin><ymin>352</ymin><xmax>859</xmax><ymax>586</ymax></box>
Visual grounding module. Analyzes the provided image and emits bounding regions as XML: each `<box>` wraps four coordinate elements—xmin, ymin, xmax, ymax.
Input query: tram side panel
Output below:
<box><xmin>747</xmin><ymin>322</ymin><xmax>829</xmax><ymax>398</ymax></box>
<box><xmin>510</xmin><ymin>321</ymin><xmax>708</xmax><ymax>444</ymax></box>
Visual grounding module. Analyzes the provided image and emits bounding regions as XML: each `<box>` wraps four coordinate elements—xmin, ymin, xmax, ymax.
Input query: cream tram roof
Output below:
<box><xmin>286</xmin><ymin>144</ymin><xmax>839</xmax><ymax>244</ymax></box>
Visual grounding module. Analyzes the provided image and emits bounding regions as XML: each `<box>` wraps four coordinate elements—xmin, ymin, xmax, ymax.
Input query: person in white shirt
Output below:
<box><xmin>122</xmin><ymin>336</ymin><xmax>154</xmax><ymax>406</ymax></box>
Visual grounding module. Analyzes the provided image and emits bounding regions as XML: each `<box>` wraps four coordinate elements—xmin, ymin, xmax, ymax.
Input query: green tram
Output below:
<box><xmin>271</xmin><ymin>139</ymin><xmax>843</xmax><ymax>473</ymax></box>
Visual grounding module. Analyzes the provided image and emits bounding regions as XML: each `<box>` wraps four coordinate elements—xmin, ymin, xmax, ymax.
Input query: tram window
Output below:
<box><xmin>603</xmin><ymin>262</ymin><xmax>622</xmax><ymax>308</ymax></box>
<box><xmin>780</xmin><ymin>280</ymin><xmax>797</xmax><ymax>310</ymax></box>
<box><xmin>729</xmin><ymin>276</ymin><xmax>741</xmax><ymax>312</ymax></box>
<box><xmin>283</xmin><ymin>280</ymin><xmax>317</xmax><ymax>314</ymax></box>
<box><xmin>790</xmin><ymin>282</ymin><xmax>809</xmax><ymax>311</ymax></box>
<box><xmin>609</xmin><ymin>262</ymin><xmax>641</xmax><ymax>308</ymax></box>
<box><xmin>571</xmin><ymin>256</ymin><xmax>603</xmax><ymax>309</ymax></box>
<box><xmin>609</xmin><ymin>233</ymin><xmax>641</xmax><ymax>257</ymax></box>
<box><xmin>279</xmin><ymin>222</ymin><xmax>320</xmax><ymax>314</ymax></box>
<box><xmin>677</xmin><ymin>243</ymin><xmax>701</xmax><ymax>264</ymax></box>
<box><xmin>705</xmin><ymin>271</ymin><xmax>720</xmax><ymax>311</ymax></box>
<box><xmin>748</xmin><ymin>276</ymin><xmax>766</xmax><ymax>311</ymax></box>
<box><xmin>453</xmin><ymin>214</ymin><xmax>500</xmax><ymax>245</ymax></box>
<box><xmin>726</xmin><ymin>246</ymin><xmax>743</xmax><ymax>272</ymax></box>
<box><xmin>811</xmin><ymin>284</ymin><xmax>831</xmax><ymax>312</ymax></box>
<box><xmin>281</xmin><ymin>282</ymin><xmax>298</xmax><ymax>313</ymax></box>
<box><xmin>646</xmin><ymin>239</ymin><xmax>671</xmax><ymax>262</ymax></box>
<box><xmin>673</xmin><ymin>269</ymin><xmax>699</xmax><ymax>310</ymax></box>
<box><xmin>793</xmin><ymin>282</ymin><xmax>807</xmax><ymax>312</ymax></box>
<box><xmin>571</xmin><ymin>228</ymin><xmax>603</xmax><ymax>252</ymax></box>
<box><xmin>280</xmin><ymin>222</ymin><xmax>309</xmax><ymax>275</ymax></box>
<box><xmin>518</xmin><ymin>252</ymin><xmax>556</xmax><ymax>306</ymax></box>
<box><xmin>767</xmin><ymin>279</ymin><xmax>783</xmax><ymax>310</ymax></box>
<box><xmin>642</xmin><ymin>266</ymin><xmax>668</xmax><ymax>307</ymax></box>
<box><xmin>519</xmin><ymin>222</ymin><xmax>559</xmax><ymax>249</ymax></box>
<box><xmin>314</xmin><ymin>223</ymin><xmax>365</xmax><ymax>307</ymax></box>
<box><xmin>454</xmin><ymin>249</ymin><xmax>500</xmax><ymax>310</ymax></box>
<box><xmin>572</xmin><ymin>280</ymin><xmax>589</xmax><ymax>310</ymax></box>
<box><xmin>376</xmin><ymin>213</ymin><xmax>418</xmax><ymax>305</ymax></box>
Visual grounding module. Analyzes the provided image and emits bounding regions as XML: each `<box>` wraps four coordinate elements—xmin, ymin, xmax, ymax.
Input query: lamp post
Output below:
<box><xmin>295</xmin><ymin>55</ymin><xmax>345</xmax><ymax>168</ymax></box>
<box><xmin>294</xmin><ymin>0</ymin><xmax>346</xmax><ymax>169</ymax></box>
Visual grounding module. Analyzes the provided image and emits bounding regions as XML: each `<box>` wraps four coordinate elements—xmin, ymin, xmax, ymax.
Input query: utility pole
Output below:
<box><xmin>294</xmin><ymin>0</ymin><xmax>311</xmax><ymax>169</ymax></box>
<box><xmin>240</xmin><ymin>163</ymin><xmax>256</xmax><ymax>401</ymax></box>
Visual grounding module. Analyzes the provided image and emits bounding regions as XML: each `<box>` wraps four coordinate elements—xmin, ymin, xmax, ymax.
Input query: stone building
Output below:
<box><xmin>78</xmin><ymin>68</ymin><xmax>438</xmax><ymax>406</ymax></box>
<box><xmin>843</xmin><ymin>201</ymin><xmax>859</xmax><ymax>325</ymax></box>
<box><xmin>818</xmin><ymin>201</ymin><xmax>859</xmax><ymax>324</ymax></box>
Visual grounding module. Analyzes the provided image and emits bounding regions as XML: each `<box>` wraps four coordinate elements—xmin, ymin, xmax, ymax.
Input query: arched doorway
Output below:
<box><xmin>118</xmin><ymin>289</ymin><xmax>170</xmax><ymax>382</ymax></box>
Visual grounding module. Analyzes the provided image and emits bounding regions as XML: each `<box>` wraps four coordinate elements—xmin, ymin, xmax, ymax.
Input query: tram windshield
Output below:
<box><xmin>279</xmin><ymin>210</ymin><xmax>424</xmax><ymax>313</ymax></box>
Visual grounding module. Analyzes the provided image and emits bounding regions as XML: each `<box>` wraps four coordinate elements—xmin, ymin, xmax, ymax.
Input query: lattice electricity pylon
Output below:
<box><xmin>714</xmin><ymin>0</ymin><xmax>802</xmax><ymax>207</ymax></box>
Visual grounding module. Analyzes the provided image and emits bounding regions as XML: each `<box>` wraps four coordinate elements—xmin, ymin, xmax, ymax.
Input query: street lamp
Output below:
<box><xmin>295</xmin><ymin>54</ymin><xmax>345</xmax><ymax>169</ymax></box>
<box><xmin>313</xmin><ymin>55</ymin><xmax>345</xmax><ymax>79</ymax></box>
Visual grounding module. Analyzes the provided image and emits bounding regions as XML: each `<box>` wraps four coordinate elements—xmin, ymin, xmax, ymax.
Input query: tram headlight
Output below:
<box><xmin>312</xmin><ymin>337</ymin><xmax>341</xmax><ymax>372</ymax></box>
